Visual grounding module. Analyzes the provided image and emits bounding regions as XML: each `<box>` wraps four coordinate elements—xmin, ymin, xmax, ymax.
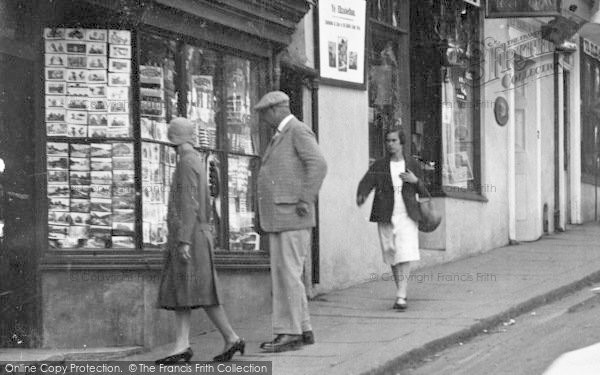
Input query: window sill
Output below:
<box><xmin>39</xmin><ymin>249</ymin><xmax>270</xmax><ymax>271</ymax></box>
<box><xmin>430</xmin><ymin>188</ymin><xmax>489</xmax><ymax>202</ymax></box>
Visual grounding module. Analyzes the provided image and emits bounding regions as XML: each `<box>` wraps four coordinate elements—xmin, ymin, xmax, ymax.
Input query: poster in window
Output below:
<box><xmin>318</xmin><ymin>0</ymin><xmax>366</xmax><ymax>85</ymax></box>
<box><xmin>486</xmin><ymin>0</ymin><xmax>560</xmax><ymax>18</ymax></box>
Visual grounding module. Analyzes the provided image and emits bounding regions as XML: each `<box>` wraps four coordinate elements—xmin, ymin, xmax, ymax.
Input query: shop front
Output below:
<box><xmin>0</xmin><ymin>0</ymin><xmax>311</xmax><ymax>348</ymax></box>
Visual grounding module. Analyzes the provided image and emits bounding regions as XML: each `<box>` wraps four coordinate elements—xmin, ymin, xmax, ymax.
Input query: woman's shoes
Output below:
<box><xmin>155</xmin><ymin>347</ymin><xmax>193</xmax><ymax>364</ymax></box>
<box><xmin>393</xmin><ymin>297</ymin><xmax>407</xmax><ymax>311</ymax></box>
<box><xmin>213</xmin><ymin>339</ymin><xmax>245</xmax><ymax>362</ymax></box>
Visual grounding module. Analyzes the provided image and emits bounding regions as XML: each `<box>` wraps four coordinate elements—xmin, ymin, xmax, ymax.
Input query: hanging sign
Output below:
<box><xmin>318</xmin><ymin>0</ymin><xmax>367</xmax><ymax>86</ymax></box>
<box><xmin>486</xmin><ymin>0</ymin><xmax>561</xmax><ymax>18</ymax></box>
<box><xmin>463</xmin><ymin>0</ymin><xmax>481</xmax><ymax>7</ymax></box>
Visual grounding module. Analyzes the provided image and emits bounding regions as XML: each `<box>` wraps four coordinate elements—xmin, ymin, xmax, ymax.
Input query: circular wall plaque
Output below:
<box><xmin>494</xmin><ymin>96</ymin><xmax>509</xmax><ymax>126</ymax></box>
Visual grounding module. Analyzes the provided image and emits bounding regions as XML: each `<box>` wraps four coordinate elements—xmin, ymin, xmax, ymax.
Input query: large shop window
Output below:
<box><xmin>411</xmin><ymin>0</ymin><xmax>481</xmax><ymax>194</ymax></box>
<box><xmin>367</xmin><ymin>0</ymin><xmax>409</xmax><ymax>162</ymax></box>
<box><xmin>581</xmin><ymin>45</ymin><xmax>600</xmax><ymax>182</ymax></box>
<box><xmin>45</xmin><ymin>27</ymin><xmax>263</xmax><ymax>252</ymax></box>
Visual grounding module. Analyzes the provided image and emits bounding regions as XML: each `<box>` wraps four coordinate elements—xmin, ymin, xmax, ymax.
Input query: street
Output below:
<box><xmin>402</xmin><ymin>286</ymin><xmax>600</xmax><ymax>375</ymax></box>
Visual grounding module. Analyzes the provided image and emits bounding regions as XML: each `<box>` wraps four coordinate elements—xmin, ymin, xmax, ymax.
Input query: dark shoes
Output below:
<box><xmin>260</xmin><ymin>334</ymin><xmax>303</xmax><ymax>352</ymax></box>
<box><xmin>155</xmin><ymin>347</ymin><xmax>193</xmax><ymax>364</ymax></box>
<box><xmin>213</xmin><ymin>338</ymin><xmax>245</xmax><ymax>362</ymax></box>
<box><xmin>393</xmin><ymin>298</ymin><xmax>407</xmax><ymax>311</ymax></box>
<box><xmin>302</xmin><ymin>330</ymin><xmax>315</xmax><ymax>345</ymax></box>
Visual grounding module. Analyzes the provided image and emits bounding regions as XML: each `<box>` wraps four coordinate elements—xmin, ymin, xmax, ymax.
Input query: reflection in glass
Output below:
<box><xmin>228</xmin><ymin>155</ymin><xmax>259</xmax><ymax>251</ymax></box>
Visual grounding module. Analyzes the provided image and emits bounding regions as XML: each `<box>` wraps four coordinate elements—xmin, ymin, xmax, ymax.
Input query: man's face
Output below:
<box><xmin>259</xmin><ymin>106</ymin><xmax>278</xmax><ymax>128</ymax></box>
<box><xmin>385</xmin><ymin>131</ymin><xmax>403</xmax><ymax>156</ymax></box>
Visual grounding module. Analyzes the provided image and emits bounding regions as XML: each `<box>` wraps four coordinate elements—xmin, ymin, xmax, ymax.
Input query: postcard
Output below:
<box><xmin>113</xmin><ymin>170</ymin><xmax>135</xmax><ymax>184</ymax></box>
<box><xmin>48</xmin><ymin>170</ymin><xmax>69</xmax><ymax>184</ymax></box>
<box><xmin>71</xmin><ymin>199</ymin><xmax>90</xmax><ymax>213</ymax></box>
<box><xmin>90</xmin><ymin>211</ymin><xmax>112</xmax><ymax>226</ymax></box>
<box><xmin>91</xmin><ymin>158</ymin><xmax>112</xmax><ymax>171</ymax></box>
<box><xmin>66</xmin><ymin>97</ymin><xmax>87</xmax><ymax>110</ymax></box>
<box><xmin>108</xmin><ymin>127</ymin><xmax>131</xmax><ymax>138</ymax></box>
<box><xmin>112</xmin><ymin>222</ymin><xmax>135</xmax><ymax>236</ymax></box>
<box><xmin>67</xmin><ymin>125</ymin><xmax>87</xmax><ymax>138</ymax></box>
<box><xmin>88</xmin><ymin>99</ymin><xmax>108</xmax><ymax>111</ymax></box>
<box><xmin>108</xmin><ymin>114</ymin><xmax>129</xmax><ymax>128</ymax></box>
<box><xmin>112</xmin><ymin>142</ymin><xmax>133</xmax><ymax>157</ymax></box>
<box><xmin>48</xmin><ymin>211</ymin><xmax>70</xmax><ymax>225</ymax></box>
<box><xmin>107</xmin><ymin>86</ymin><xmax>128</xmax><ymax>101</ymax></box>
<box><xmin>46</xmin><ymin>82</ymin><xmax>66</xmax><ymax>95</ymax></box>
<box><xmin>67</xmin><ymin>55</ymin><xmax>86</xmax><ymax>69</ymax></box>
<box><xmin>142</xmin><ymin>165</ymin><xmax>151</xmax><ymax>182</ymax></box>
<box><xmin>46</xmin><ymin>109</ymin><xmax>66</xmax><ymax>123</ymax></box>
<box><xmin>112</xmin><ymin>157</ymin><xmax>133</xmax><ymax>170</ymax></box>
<box><xmin>70</xmin><ymin>157</ymin><xmax>90</xmax><ymax>171</ymax></box>
<box><xmin>112</xmin><ymin>209</ymin><xmax>134</xmax><ymax>223</ymax></box>
<box><xmin>89</xmin><ymin>126</ymin><xmax>108</xmax><ymax>138</ymax></box>
<box><xmin>45</xmin><ymin>68</ymin><xmax>65</xmax><ymax>81</ymax></box>
<box><xmin>108</xmin><ymin>100</ymin><xmax>128</xmax><ymax>113</ymax></box>
<box><xmin>90</xmin><ymin>184</ymin><xmax>112</xmax><ymax>199</ymax></box>
<box><xmin>109</xmin><ymin>30</ymin><xmax>131</xmax><ymax>45</ymax></box>
<box><xmin>66</xmin><ymin>110</ymin><xmax>87</xmax><ymax>124</ymax></box>
<box><xmin>48</xmin><ymin>225</ymin><xmax>68</xmax><ymax>239</ymax></box>
<box><xmin>87</xmin><ymin>70</ymin><xmax>107</xmax><ymax>84</ymax></box>
<box><xmin>108</xmin><ymin>72</ymin><xmax>130</xmax><ymax>87</ymax></box>
<box><xmin>113</xmin><ymin>183</ymin><xmax>134</xmax><ymax>198</ymax></box>
<box><xmin>66</xmin><ymin>42</ymin><xmax>86</xmax><ymax>54</ymax></box>
<box><xmin>69</xmin><ymin>144</ymin><xmax>90</xmax><ymax>158</ymax></box>
<box><xmin>44</xmin><ymin>27</ymin><xmax>65</xmax><ymax>40</ymax></box>
<box><xmin>66</xmin><ymin>69</ymin><xmax>87</xmax><ymax>83</ymax></box>
<box><xmin>47</xmin><ymin>123</ymin><xmax>68</xmax><ymax>136</ymax></box>
<box><xmin>66</xmin><ymin>83</ymin><xmax>88</xmax><ymax>97</ymax></box>
<box><xmin>88</xmin><ymin>228</ymin><xmax>111</xmax><ymax>248</ymax></box>
<box><xmin>48</xmin><ymin>184</ymin><xmax>69</xmax><ymax>197</ymax></box>
<box><xmin>87</xmin><ymin>56</ymin><xmax>107</xmax><ymax>70</ymax></box>
<box><xmin>112</xmin><ymin>195</ymin><xmax>135</xmax><ymax>210</ymax></box>
<box><xmin>90</xmin><ymin>198</ymin><xmax>112</xmax><ymax>213</ymax></box>
<box><xmin>88</xmin><ymin>85</ymin><xmax>107</xmax><ymax>98</ymax></box>
<box><xmin>47</xmin><ymin>156</ymin><xmax>68</xmax><ymax>170</ymax></box>
<box><xmin>90</xmin><ymin>143</ymin><xmax>112</xmax><ymax>158</ymax></box>
<box><xmin>86</xmin><ymin>29</ymin><xmax>107</xmax><ymax>42</ymax></box>
<box><xmin>47</xmin><ymin>142</ymin><xmax>69</xmax><ymax>156</ymax></box>
<box><xmin>46</xmin><ymin>96</ymin><xmax>65</xmax><ymax>108</ymax></box>
<box><xmin>88</xmin><ymin>113</ymin><xmax>108</xmax><ymax>126</ymax></box>
<box><xmin>46</xmin><ymin>41</ymin><xmax>66</xmax><ymax>54</ymax></box>
<box><xmin>49</xmin><ymin>198</ymin><xmax>70</xmax><ymax>211</ymax></box>
<box><xmin>141</xmin><ymin>118</ymin><xmax>154</xmax><ymax>140</ymax></box>
<box><xmin>71</xmin><ymin>185</ymin><xmax>91</xmax><ymax>199</ymax></box>
<box><xmin>87</xmin><ymin>42</ymin><xmax>107</xmax><ymax>56</ymax></box>
<box><xmin>70</xmin><ymin>212</ymin><xmax>91</xmax><ymax>226</ymax></box>
<box><xmin>70</xmin><ymin>171</ymin><xmax>91</xmax><ymax>185</ymax></box>
<box><xmin>112</xmin><ymin>235</ymin><xmax>134</xmax><ymax>249</ymax></box>
<box><xmin>108</xmin><ymin>58</ymin><xmax>131</xmax><ymax>73</ymax></box>
<box><xmin>154</xmin><ymin>122</ymin><xmax>169</xmax><ymax>142</ymax></box>
<box><xmin>65</xmin><ymin>28</ymin><xmax>85</xmax><ymax>41</ymax></box>
<box><xmin>46</xmin><ymin>54</ymin><xmax>66</xmax><ymax>67</ymax></box>
<box><xmin>91</xmin><ymin>171</ymin><xmax>112</xmax><ymax>185</ymax></box>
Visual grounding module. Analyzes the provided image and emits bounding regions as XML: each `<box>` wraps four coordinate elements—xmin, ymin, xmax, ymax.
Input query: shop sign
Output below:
<box><xmin>583</xmin><ymin>38</ymin><xmax>600</xmax><ymax>62</ymax></box>
<box><xmin>463</xmin><ymin>0</ymin><xmax>481</xmax><ymax>7</ymax></box>
<box><xmin>486</xmin><ymin>0</ymin><xmax>561</xmax><ymax>18</ymax></box>
<box><xmin>318</xmin><ymin>0</ymin><xmax>367</xmax><ymax>86</ymax></box>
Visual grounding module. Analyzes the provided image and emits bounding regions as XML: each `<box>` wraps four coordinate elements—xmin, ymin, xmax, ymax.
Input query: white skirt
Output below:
<box><xmin>377</xmin><ymin>213</ymin><xmax>420</xmax><ymax>265</ymax></box>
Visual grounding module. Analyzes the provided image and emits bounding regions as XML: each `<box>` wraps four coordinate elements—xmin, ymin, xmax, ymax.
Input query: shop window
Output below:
<box><xmin>581</xmin><ymin>49</ymin><xmax>600</xmax><ymax>181</ymax></box>
<box><xmin>44</xmin><ymin>28</ymin><xmax>264</xmax><ymax>252</ymax></box>
<box><xmin>410</xmin><ymin>0</ymin><xmax>481</xmax><ymax>194</ymax></box>
<box><xmin>367</xmin><ymin>0</ymin><xmax>409</xmax><ymax>162</ymax></box>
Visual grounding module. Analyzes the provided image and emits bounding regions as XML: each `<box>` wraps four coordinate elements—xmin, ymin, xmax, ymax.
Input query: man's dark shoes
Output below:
<box><xmin>155</xmin><ymin>347</ymin><xmax>193</xmax><ymax>364</ymax></box>
<box><xmin>393</xmin><ymin>297</ymin><xmax>407</xmax><ymax>311</ymax></box>
<box><xmin>260</xmin><ymin>334</ymin><xmax>303</xmax><ymax>352</ymax></box>
<box><xmin>302</xmin><ymin>330</ymin><xmax>315</xmax><ymax>345</ymax></box>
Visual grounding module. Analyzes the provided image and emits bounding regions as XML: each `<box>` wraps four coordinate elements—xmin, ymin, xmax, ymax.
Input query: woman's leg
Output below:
<box><xmin>391</xmin><ymin>261</ymin><xmax>411</xmax><ymax>299</ymax></box>
<box><xmin>204</xmin><ymin>305</ymin><xmax>240</xmax><ymax>350</ymax></box>
<box><xmin>172</xmin><ymin>309</ymin><xmax>191</xmax><ymax>353</ymax></box>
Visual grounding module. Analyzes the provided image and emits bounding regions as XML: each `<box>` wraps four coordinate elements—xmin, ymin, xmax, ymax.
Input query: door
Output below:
<box><xmin>563</xmin><ymin>70</ymin><xmax>571</xmax><ymax>224</ymax></box>
<box><xmin>0</xmin><ymin>53</ymin><xmax>37</xmax><ymax>347</ymax></box>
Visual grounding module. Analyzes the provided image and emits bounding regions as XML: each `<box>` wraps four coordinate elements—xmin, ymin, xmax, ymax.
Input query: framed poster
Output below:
<box><xmin>318</xmin><ymin>0</ymin><xmax>366</xmax><ymax>87</ymax></box>
<box><xmin>486</xmin><ymin>0</ymin><xmax>560</xmax><ymax>18</ymax></box>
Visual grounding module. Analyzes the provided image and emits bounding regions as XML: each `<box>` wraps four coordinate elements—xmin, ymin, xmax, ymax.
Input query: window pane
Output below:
<box><xmin>184</xmin><ymin>45</ymin><xmax>218</xmax><ymax>149</ymax></box>
<box><xmin>224</xmin><ymin>56</ymin><xmax>260</xmax><ymax>155</ymax></box>
<box><xmin>228</xmin><ymin>155</ymin><xmax>259</xmax><ymax>251</ymax></box>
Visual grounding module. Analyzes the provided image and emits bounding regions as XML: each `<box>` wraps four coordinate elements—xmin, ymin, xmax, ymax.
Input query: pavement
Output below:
<box><xmin>3</xmin><ymin>222</ymin><xmax>600</xmax><ymax>374</ymax></box>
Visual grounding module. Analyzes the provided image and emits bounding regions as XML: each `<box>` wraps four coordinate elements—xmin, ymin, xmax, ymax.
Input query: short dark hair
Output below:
<box><xmin>384</xmin><ymin>125</ymin><xmax>406</xmax><ymax>145</ymax></box>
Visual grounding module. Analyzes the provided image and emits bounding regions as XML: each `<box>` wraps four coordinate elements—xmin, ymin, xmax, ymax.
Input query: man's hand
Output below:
<box><xmin>177</xmin><ymin>243</ymin><xmax>191</xmax><ymax>262</ymax></box>
<box><xmin>296</xmin><ymin>201</ymin><xmax>309</xmax><ymax>216</ymax></box>
<box><xmin>356</xmin><ymin>193</ymin><xmax>366</xmax><ymax>206</ymax></box>
<box><xmin>400</xmin><ymin>169</ymin><xmax>418</xmax><ymax>184</ymax></box>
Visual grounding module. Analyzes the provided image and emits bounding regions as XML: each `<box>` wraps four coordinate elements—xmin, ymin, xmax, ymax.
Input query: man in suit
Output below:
<box><xmin>255</xmin><ymin>91</ymin><xmax>327</xmax><ymax>352</ymax></box>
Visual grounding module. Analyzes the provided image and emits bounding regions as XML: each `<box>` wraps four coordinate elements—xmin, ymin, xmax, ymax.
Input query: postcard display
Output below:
<box><xmin>140</xmin><ymin>65</ymin><xmax>175</xmax><ymax>248</ymax></box>
<box><xmin>45</xmin><ymin>28</ymin><xmax>136</xmax><ymax>249</ymax></box>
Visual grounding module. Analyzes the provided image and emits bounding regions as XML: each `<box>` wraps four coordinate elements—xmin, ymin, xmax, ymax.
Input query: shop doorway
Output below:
<box><xmin>563</xmin><ymin>70</ymin><xmax>571</xmax><ymax>224</ymax></box>
<box><xmin>0</xmin><ymin>53</ymin><xmax>38</xmax><ymax>347</ymax></box>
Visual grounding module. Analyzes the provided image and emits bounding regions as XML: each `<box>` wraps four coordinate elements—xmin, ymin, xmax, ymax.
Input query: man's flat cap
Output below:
<box><xmin>254</xmin><ymin>91</ymin><xmax>289</xmax><ymax>110</ymax></box>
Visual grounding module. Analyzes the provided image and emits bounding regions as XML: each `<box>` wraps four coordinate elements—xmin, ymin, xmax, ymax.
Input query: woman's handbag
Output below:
<box><xmin>418</xmin><ymin>190</ymin><xmax>441</xmax><ymax>233</ymax></box>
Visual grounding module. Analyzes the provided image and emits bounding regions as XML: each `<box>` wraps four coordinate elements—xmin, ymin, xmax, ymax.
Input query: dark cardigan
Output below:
<box><xmin>356</xmin><ymin>153</ymin><xmax>429</xmax><ymax>224</ymax></box>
